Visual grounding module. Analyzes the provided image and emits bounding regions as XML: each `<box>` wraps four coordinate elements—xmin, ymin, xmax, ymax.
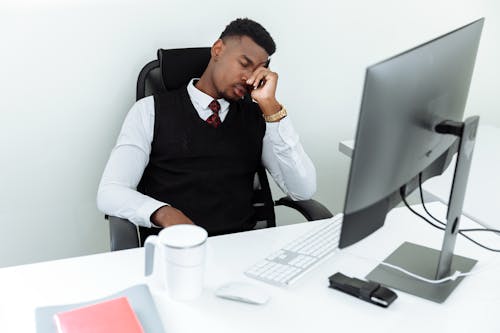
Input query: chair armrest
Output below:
<box><xmin>274</xmin><ymin>196</ymin><xmax>333</xmax><ymax>221</ymax></box>
<box><xmin>108</xmin><ymin>216</ymin><xmax>140</xmax><ymax>251</ymax></box>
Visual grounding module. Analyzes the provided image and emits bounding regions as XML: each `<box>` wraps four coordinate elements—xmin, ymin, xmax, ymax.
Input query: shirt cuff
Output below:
<box><xmin>135</xmin><ymin>198</ymin><xmax>168</xmax><ymax>228</ymax></box>
<box><xmin>264</xmin><ymin>116</ymin><xmax>299</xmax><ymax>147</ymax></box>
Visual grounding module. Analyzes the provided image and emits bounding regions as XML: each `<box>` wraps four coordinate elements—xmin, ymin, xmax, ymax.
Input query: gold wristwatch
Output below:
<box><xmin>263</xmin><ymin>105</ymin><xmax>287</xmax><ymax>122</ymax></box>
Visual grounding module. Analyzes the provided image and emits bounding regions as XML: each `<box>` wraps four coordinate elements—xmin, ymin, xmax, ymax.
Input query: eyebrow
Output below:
<box><xmin>241</xmin><ymin>55</ymin><xmax>255</xmax><ymax>65</ymax></box>
<box><xmin>242</xmin><ymin>55</ymin><xmax>268</xmax><ymax>67</ymax></box>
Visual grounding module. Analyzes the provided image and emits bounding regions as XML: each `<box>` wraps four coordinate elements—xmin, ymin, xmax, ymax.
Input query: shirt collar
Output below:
<box><xmin>187</xmin><ymin>78</ymin><xmax>230</xmax><ymax>111</ymax></box>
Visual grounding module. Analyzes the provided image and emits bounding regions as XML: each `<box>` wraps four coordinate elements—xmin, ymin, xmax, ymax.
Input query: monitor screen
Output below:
<box><xmin>337</xmin><ymin>18</ymin><xmax>484</xmax><ymax>302</ymax></box>
<box><xmin>339</xmin><ymin>18</ymin><xmax>484</xmax><ymax>248</ymax></box>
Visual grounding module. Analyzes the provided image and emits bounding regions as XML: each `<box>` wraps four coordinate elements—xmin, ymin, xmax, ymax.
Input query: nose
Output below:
<box><xmin>241</xmin><ymin>68</ymin><xmax>253</xmax><ymax>81</ymax></box>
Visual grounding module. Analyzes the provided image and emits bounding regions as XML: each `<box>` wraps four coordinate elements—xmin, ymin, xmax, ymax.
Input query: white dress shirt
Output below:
<box><xmin>97</xmin><ymin>79</ymin><xmax>316</xmax><ymax>228</ymax></box>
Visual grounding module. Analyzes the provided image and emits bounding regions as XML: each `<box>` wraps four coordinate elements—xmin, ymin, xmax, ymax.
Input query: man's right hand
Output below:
<box><xmin>151</xmin><ymin>205</ymin><xmax>194</xmax><ymax>228</ymax></box>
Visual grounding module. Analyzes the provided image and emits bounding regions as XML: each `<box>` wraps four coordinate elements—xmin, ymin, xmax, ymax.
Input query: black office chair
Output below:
<box><xmin>108</xmin><ymin>47</ymin><xmax>333</xmax><ymax>251</ymax></box>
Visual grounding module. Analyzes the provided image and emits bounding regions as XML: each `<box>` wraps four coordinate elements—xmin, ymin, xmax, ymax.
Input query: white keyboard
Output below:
<box><xmin>244</xmin><ymin>214</ymin><xmax>343</xmax><ymax>287</ymax></box>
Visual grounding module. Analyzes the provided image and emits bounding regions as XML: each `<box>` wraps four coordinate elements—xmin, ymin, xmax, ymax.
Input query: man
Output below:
<box><xmin>97</xmin><ymin>18</ymin><xmax>316</xmax><ymax>236</ymax></box>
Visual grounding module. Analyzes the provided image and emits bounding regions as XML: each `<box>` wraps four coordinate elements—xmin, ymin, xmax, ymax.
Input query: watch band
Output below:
<box><xmin>263</xmin><ymin>106</ymin><xmax>287</xmax><ymax>122</ymax></box>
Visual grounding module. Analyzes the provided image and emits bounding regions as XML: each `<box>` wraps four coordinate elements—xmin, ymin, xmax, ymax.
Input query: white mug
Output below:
<box><xmin>145</xmin><ymin>224</ymin><xmax>208</xmax><ymax>301</ymax></box>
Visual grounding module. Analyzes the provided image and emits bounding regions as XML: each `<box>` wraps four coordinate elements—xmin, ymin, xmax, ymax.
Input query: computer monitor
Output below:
<box><xmin>338</xmin><ymin>18</ymin><xmax>484</xmax><ymax>303</ymax></box>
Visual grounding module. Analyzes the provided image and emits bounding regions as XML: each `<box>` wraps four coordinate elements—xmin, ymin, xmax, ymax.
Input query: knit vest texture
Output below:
<box><xmin>138</xmin><ymin>86</ymin><xmax>266</xmax><ymax>235</ymax></box>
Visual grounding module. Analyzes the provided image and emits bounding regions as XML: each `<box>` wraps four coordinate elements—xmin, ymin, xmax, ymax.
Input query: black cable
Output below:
<box><xmin>401</xmin><ymin>188</ymin><xmax>500</xmax><ymax>252</ymax></box>
<box><xmin>400</xmin><ymin>174</ymin><xmax>500</xmax><ymax>252</ymax></box>
<box><xmin>417</xmin><ymin>173</ymin><xmax>500</xmax><ymax>236</ymax></box>
<box><xmin>459</xmin><ymin>228</ymin><xmax>500</xmax><ymax>235</ymax></box>
<box><xmin>399</xmin><ymin>189</ymin><xmax>445</xmax><ymax>231</ymax></box>
<box><xmin>418</xmin><ymin>174</ymin><xmax>446</xmax><ymax>227</ymax></box>
<box><xmin>458</xmin><ymin>233</ymin><xmax>500</xmax><ymax>252</ymax></box>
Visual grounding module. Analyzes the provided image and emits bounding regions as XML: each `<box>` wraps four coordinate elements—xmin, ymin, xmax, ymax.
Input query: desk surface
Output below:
<box><xmin>1</xmin><ymin>203</ymin><xmax>499</xmax><ymax>333</ymax></box>
<box><xmin>339</xmin><ymin>124</ymin><xmax>500</xmax><ymax>229</ymax></box>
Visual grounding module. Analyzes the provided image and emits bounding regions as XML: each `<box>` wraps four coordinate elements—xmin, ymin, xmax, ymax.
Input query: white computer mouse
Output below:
<box><xmin>215</xmin><ymin>282</ymin><xmax>270</xmax><ymax>305</ymax></box>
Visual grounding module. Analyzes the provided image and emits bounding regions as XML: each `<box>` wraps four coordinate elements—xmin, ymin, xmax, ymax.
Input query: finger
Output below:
<box><xmin>255</xmin><ymin>72</ymin><xmax>278</xmax><ymax>90</ymax></box>
<box><xmin>246</xmin><ymin>67</ymin><xmax>269</xmax><ymax>87</ymax></box>
<box><xmin>251</xmin><ymin>71</ymin><xmax>271</xmax><ymax>89</ymax></box>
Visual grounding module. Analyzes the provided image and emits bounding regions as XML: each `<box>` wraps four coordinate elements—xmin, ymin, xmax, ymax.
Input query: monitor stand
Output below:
<box><xmin>366</xmin><ymin>116</ymin><xmax>479</xmax><ymax>303</ymax></box>
<box><xmin>366</xmin><ymin>242</ymin><xmax>476</xmax><ymax>303</ymax></box>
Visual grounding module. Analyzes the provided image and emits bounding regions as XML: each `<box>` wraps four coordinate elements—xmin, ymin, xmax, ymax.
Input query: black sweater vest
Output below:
<box><xmin>138</xmin><ymin>87</ymin><xmax>266</xmax><ymax>235</ymax></box>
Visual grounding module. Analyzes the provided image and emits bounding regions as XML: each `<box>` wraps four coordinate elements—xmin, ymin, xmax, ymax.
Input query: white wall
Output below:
<box><xmin>1</xmin><ymin>0</ymin><xmax>498</xmax><ymax>267</ymax></box>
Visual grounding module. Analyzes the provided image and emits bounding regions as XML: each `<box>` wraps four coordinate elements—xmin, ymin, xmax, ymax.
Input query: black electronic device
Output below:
<box><xmin>338</xmin><ymin>18</ymin><xmax>484</xmax><ymax>303</ymax></box>
<box><xmin>328</xmin><ymin>272</ymin><xmax>398</xmax><ymax>307</ymax></box>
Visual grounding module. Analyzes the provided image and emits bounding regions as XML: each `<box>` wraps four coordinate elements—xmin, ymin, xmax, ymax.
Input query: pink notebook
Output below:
<box><xmin>53</xmin><ymin>296</ymin><xmax>144</xmax><ymax>333</ymax></box>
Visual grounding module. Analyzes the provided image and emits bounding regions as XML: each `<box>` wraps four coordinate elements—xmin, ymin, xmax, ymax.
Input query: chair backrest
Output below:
<box><xmin>134</xmin><ymin>47</ymin><xmax>276</xmax><ymax>244</ymax></box>
<box><xmin>137</xmin><ymin>48</ymin><xmax>211</xmax><ymax>100</ymax></box>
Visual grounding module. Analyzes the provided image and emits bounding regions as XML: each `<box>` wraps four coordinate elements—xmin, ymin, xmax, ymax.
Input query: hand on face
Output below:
<box><xmin>246</xmin><ymin>67</ymin><xmax>278</xmax><ymax>104</ymax></box>
<box><xmin>206</xmin><ymin>36</ymin><xmax>281</xmax><ymax>114</ymax></box>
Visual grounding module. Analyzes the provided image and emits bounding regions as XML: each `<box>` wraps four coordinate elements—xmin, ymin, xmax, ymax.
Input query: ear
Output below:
<box><xmin>211</xmin><ymin>39</ymin><xmax>224</xmax><ymax>60</ymax></box>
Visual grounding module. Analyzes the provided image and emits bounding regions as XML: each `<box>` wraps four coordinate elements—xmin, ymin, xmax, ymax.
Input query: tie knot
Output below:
<box><xmin>208</xmin><ymin>100</ymin><xmax>221</xmax><ymax>114</ymax></box>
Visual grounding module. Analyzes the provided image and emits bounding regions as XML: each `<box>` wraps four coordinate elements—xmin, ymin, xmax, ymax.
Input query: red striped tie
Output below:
<box><xmin>206</xmin><ymin>100</ymin><xmax>221</xmax><ymax>128</ymax></box>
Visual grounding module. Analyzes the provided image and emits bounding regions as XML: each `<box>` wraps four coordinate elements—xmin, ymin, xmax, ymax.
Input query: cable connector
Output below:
<box><xmin>450</xmin><ymin>270</ymin><xmax>463</xmax><ymax>281</ymax></box>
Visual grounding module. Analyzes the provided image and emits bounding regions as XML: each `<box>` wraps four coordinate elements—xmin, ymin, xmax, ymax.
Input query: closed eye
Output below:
<box><xmin>240</xmin><ymin>55</ymin><xmax>255</xmax><ymax>68</ymax></box>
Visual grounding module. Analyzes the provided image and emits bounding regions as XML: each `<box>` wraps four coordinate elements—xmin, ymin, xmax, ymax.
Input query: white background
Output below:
<box><xmin>1</xmin><ymin>0</ymin><xmax>498</xmax><ymax>267</ymax></box>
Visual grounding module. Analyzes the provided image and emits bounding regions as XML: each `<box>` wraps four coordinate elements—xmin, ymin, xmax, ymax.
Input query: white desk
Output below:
<box><xmin>338</xmin><ymin>124</ymin><xmax>500</xmax><ymax>229</ymax></box>
<box><xmin>1</xmin><ymin>203</ymin><xmax>499</xmax><ymax>333</ymax></box>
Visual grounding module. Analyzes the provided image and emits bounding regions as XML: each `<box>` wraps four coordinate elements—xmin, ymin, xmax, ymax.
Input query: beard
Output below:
<box><xmin>219</xmin><ymin>90</ymin><xmax>235</xmax><ymax>101</ymax></box>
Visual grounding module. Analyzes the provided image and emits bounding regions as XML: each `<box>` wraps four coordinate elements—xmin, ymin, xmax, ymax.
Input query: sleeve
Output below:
<box><xmin>97</xmin><ymin>96</ymin><xmax>167</xmax><ymax>228</ymax></box>
<box><xmin>261</xmin><ymin>116</ymin><xmax>317</xmax><ymax>200</ymax></box>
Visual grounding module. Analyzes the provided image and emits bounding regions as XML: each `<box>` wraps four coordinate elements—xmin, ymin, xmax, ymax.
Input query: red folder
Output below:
<box><xmin>53</xmin><ymin>296</ymin><xmax>144</xmax><ymax>333</ymax></box>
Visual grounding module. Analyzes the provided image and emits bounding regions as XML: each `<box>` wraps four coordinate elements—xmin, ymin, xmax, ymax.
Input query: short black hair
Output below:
<box><xmin>219</xmin><ymin>18</ymin><xmax>276</xmax><ymax>56</ymax></box>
